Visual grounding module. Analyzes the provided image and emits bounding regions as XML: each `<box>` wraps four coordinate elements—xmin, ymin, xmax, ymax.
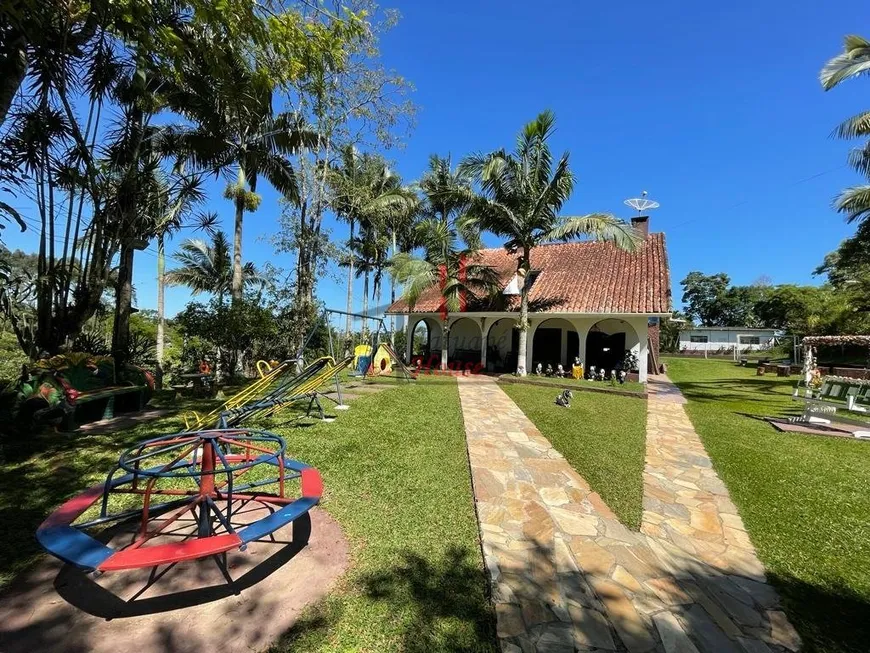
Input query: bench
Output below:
<box><xmin>793</xmin><ymin>377</ymin><xmax>870</xmax><ymax>425</ymax></box>
<box><xmin>61</xmin><ymin>385</ymin><xmax>147</xmax><ymax>431</ymax></box>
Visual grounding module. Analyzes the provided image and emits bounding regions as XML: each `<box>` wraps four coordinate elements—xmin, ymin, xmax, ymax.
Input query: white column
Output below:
<box><xmin>405</xmin><ymin>316</ymin><xmax>414</xmax><ymax>362</ymax></box>
<box><xmin>560</xmin><ymin>327</ymin><xmax>568</xmax><ymax>367</ymax></box>
<box><xmin>569</xmin><ymin>317</ymin><xmax>592</xmax><ymax>367</ymax></box>
<box><xmin>480</xmin><ymin>318</ymin><xmax>488</xmax><ymax>369</ymax></box>
<box><xmin>627</xmin><ymin>315</ymin><xmax>649</xmax><ymax>383</ymax></box>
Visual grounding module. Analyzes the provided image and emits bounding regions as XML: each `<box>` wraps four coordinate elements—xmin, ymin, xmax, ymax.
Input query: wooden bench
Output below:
<box><xmin>60</xmin><ymin>385</ymin><xmax>146</xmax><ymax>431</ymax></box>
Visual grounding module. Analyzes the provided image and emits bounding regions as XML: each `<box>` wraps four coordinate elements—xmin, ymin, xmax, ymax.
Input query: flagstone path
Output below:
<box><xmin>457</xmin><ymin>375</ymin><xmax>800</xmax><ymax>653</ymax></box>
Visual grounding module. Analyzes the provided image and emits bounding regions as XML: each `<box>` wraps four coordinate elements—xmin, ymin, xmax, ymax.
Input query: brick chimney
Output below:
<box><xmin>631</xmin><ymin>216</ymin><xmax>649</xmax><ymax>239</ymax></box>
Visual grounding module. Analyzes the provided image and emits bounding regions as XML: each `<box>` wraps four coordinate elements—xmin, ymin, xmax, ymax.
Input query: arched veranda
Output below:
<box><xmin>585</xmin><ymin>318</ymin><xmax>641</xmax><ymax>374</ymax></box>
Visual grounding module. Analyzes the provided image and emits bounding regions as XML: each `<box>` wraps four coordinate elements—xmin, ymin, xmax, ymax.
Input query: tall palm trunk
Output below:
<box><xmin>231</xmin><ymin>166</ymin><xmax>246</xmax><ymax>305</ymax></box>
<box><xmin>515</xmin><ymin>254</ymin><xmax>531</xmax><ymax>376</ymax></box>
<box><xmin>345</xmin><ymin>218</ymin><xmax>354</xmax><ymax>337</ymax></box>
<box><xmin>390</xmin><ymin>231</ymin><xmax>397</xmax><ymax>345</ymax></box>
<box><xmin>112</xmin><ymin>242</ymin><xmax>135</xmax><ymax>382</ymax></box>
<box><xmin>155</xmin><ymin>232</ymin><xmax>166</xmax><ymax>389</ymax></box>
<box><xmin>362</xmin><ymin>268</ymin><xmax>369</xmax><ymax>331</ymax></box>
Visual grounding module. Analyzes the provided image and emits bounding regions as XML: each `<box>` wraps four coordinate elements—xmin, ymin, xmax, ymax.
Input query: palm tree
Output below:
<box><xmin>327</xmin><ymin>150</ymin><xmax>417</xmax><ymax>331</ymax></box>
<box><xmin>165</xmin><ymin>40</ymin><xmax>316</xmax><ymax>305</ymax></box>
<box><xmin>392</xmin><ymin>155</ymin><xmax>496</xmax><ymax>369</ymax></box>
<box><xmin>165</xmin><ymin>231</ymin><xmax>264</xmax><ymax>305</ymax></box>
<box><xmin>821</xmin><ymin>35</ymin><xmax>870</xmax><ymax>225</ymax></box>
<box><xmin>459</xmin><ymin>111</ymin><xmax>639</xmax><ymax>375</ymax></box>
<box><xmin>152</xmin><ymin>176</ymin><xmax>208</xmax><ymax>388</ymax></box>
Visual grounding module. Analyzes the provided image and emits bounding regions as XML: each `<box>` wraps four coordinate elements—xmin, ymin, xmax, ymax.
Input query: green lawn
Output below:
<box><xmin>0</xmin><ymin>378</ymin><xmax>495</xmax><ymax>652</ymax></box>
<box><xmin>664</xmin><ymin>357</ymin><xmax>870</xmax><ymax>653</ymax></box>
<box><xmin>500</xmin><ymin>383</ymin><xmax>647</xmax><ymax>529</ymax></box>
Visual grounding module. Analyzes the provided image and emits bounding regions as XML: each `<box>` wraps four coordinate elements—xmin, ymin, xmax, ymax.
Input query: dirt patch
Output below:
<box><xmin>0</xmin><ymin>507</ymin><xmax>349</xmax><ymax>653</ymax></box>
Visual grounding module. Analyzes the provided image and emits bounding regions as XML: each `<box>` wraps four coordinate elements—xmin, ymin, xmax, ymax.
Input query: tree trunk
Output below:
<box><xmin>156</xmin><ymin>232</ymin><xmax>166</xmax><ymax>389</ymax></box>
<box><xmin>231</xmin><ymin>166</ymin><xmax>246</xmax><ymax>305</ymax></box>
<box><xmin>362</xmin><ymin>269</ymin><xmax>369</xmax><ymax>333</ymax></box>
<box><xmin>390</xmin><ymin>231</ymin><xmax>396</xmax><ymax>345</ymax></box>
<box><xmin>112</xmin><ymin>242</ymin><xmax>135</xmax><ymax>382</ymax></box>
<box><xmin>345</xmin><ymin>218</ymin><xmax>355</xmax><ymax>337</ymax></box>
<box><xmin>515</xmin><ymin>254</ymin><xmax>531</xmax><ymax>376</ymax></box>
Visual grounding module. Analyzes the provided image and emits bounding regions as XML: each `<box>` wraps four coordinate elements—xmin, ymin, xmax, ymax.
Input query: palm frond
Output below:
<box><xmin>820</xmin><ymin>35</ymin><xmax>870</xmax><ymax>90</ymax></box>
<box><xmin>834</xmin><ymin>109</ymin><xmax>870</xmax><ymax>140</ymax></box>
<box><xmin>834</xmin><ymin>184</ymin><xmax>870</xmax><ymax>224</ymax></box>
<box><xmin>542</xmin><ymin>214</ymin><xmax>641</xmax><ymax>251</ymax></box>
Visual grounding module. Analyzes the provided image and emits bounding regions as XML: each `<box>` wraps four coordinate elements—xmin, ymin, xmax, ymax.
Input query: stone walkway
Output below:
<box><xmin>458</xmin><ymin>375</ymin><xmax>800</xmax><ymax>653</ymax></box>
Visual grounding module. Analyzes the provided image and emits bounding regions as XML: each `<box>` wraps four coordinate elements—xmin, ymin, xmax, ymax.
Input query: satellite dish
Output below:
<box><xmin>624</xmin><ymin>190</ymin><xmax>660</xmax><ymax>215</ymax></box>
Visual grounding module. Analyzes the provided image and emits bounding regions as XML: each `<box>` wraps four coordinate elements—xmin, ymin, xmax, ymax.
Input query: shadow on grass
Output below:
<box><xmin>274</xmin><ymin>545</ymin><xmax>497</xmax><ymax>653</ymax></box>
<box><xmin>771</xmin><ymin>572</ymin><xmax>870</xmax><ymax>653</ymax></box>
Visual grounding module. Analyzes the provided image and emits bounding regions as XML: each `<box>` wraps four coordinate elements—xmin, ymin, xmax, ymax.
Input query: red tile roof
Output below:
<box><xmin>386</xmin><ymin>233</ymin><xmax>671</xmax><ymax>315</ymax></box>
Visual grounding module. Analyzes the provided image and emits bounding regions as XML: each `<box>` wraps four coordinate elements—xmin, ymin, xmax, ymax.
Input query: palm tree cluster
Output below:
<box><xmin>821</xmin><ymin>35</ymin><xmax>870</xmax><ymax>225</ymax></box>
<box><xmin>325</xmin><ymin>113</ymin><xmax>640</xmax><ymax>375</ymax></box>
<box><xmin>0</xmin><ymin>0</ymin><xmax>368</xmax><ymax>380</ymax></box>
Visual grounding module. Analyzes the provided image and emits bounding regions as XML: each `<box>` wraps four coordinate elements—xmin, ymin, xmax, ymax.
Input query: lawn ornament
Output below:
<box><xmin>555</xmin><ymin>389</ymin><xmax>573</xmax><ymax>408</ymax></box>
<box><xmin>535</xmin><ymin>363</ymin><xmax>543</xmax><ymax>375</ymax></box>
<box><xmin>618</xmin><ymin>370</ymin><xmax>627</xmax><ymax>385</ymax></box>
<box><xmin>545</xmin><ymin>363</ymin><xmax>554</xmax><ymax>377</ymax></box>
<box><xmin>556</xmin><ymin>364</ymin><xmax>565</xmax><ymax>377</ymax></box>
<box><xmin>588</xmin><ymin>365</ymin><xmax>596</xmax><ymax>380</ymax></box>
<box><xmin>36</xmin><ymin>428</ymin><xmax>322</xmax><ymax>573</ymax></box>
<box><xmin>597</xmin><ymin>368</ymin><xmax>606</xmax><ymax>381</ymax></box>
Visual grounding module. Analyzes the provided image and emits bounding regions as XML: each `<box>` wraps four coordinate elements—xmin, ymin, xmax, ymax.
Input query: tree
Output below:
<box><xmin>680</xmin><ymin>272</ymin><xmax>730</xmax><ymax>326</ymax></box>
<box><xmin>460</xmin><ymin>111</ymin><xmax>639</xmax><ymax>375</ymax></box>
<box><xmin>821</xmin><ymin>35</ymin><xmax>870</xmax><ymax>225</ymax></box>
<box><xmin>326</xmin><ymin>151</ymin><xmax>417</xmax><ymax>332</ymax></box>
<box><xmin>392</xmin><ymin>154</ymin><xmax>481</xmax><ymax>368</ymax></box>
<box><xmin>165</xmin><ymin>231</ymin><xmax>265</xmax><ymax>305</ymax></box>
<box><xmin>163</xmin><ymin>40</ymin><xmax>315</xmax><ymax>306</ymax></box>
<box><xmin>816</xmin><ymin>219</ymin><xmax>870</xmax><ymax>313</ymax></box>
<box><xmin>659</xmin><ymin>312</ymin><xmax>689</xmax><ymax>353</ymax></box>
<box><xmin>278</xmin><ymin>1</ymin><xmax>415</xmax><ymax>342</ymax></box>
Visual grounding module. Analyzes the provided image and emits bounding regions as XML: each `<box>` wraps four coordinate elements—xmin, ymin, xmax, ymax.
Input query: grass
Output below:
<box><xmin>498</xmin><ymin>373</ymin><xmax>645</xmax><ymax>394</ymax></box>
<box><xmin>0</xmin><ymin>377</ymin><xmax>495</xmax><ymax>652</ymax></box>
<box><xmin>664</xmin><ymin>357</ymin><xmax>870</xmax><ymax>653</ymax></box>
<box><xmin>499</xmin><ymin>383</ymin><xmax>647</xmax><ymax>529</ymax></box>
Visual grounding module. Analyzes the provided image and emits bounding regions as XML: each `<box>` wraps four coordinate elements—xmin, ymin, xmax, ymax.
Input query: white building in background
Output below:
<box><xmin>678</xmin><ymin>326</ymin><xmax>782</xmax><ymax>352</ymax></box>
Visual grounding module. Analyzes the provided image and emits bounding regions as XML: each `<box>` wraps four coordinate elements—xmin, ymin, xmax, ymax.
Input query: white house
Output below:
<box><xmin>678</xmin><ymin>327</ymin><xmax>781</xmax><ymax>353</ymax></box>
<box><xmin>386</xmin><ymin>217</ymin><xmax>671</xmax><ymax>383</ymax></box>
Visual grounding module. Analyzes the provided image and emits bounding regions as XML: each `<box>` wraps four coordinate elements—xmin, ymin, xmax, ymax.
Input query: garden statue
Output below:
<box><xmin>588</xmin><ymin>365</ymin><xmax>596</xmax><ymax>380</ymax></box>
<box><xmin>555</xmin><ymin>389</ymin><xmax>573</xmax><ymax>408</ymax></box>
<box><xmin>545</xmin><ymin>363</ymin><xmax>554</xmax><ymax>377</ymax></box>
<box><xmin>610</xmin><ymin>369</ymin><xmax>616</xmax><ymax>381</ymax></box>
<box><xmin>597</xmin><ymin>368</ymin><xmax>606</xmax><ymax>381</ymax></box>
<box><xmin>556</xmin><ymin>364</ymin><xmax>565</xmax><ymax>377</ymax></box>
<box><xmin>618</xmin><ymin>370</ymin><xmax>627</xmax><ymax>384</ymax></box>
<box><xmin>572</xmin><ymin>358</ymin><xmax>583</xmax><ymax>380</ymax></box>
<box><xmin>535</xmin><ymin>362</ymin><xmax>543</xmax><ymax>375</ymax></box>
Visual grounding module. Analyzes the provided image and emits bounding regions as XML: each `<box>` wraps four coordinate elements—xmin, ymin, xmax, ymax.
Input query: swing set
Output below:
<box><xmin>298</xmin><ymin>308</ymin><xmax>416</xmax><ymax>383</ymax></box>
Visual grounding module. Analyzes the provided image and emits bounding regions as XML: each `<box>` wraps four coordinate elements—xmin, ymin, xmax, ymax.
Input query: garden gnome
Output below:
<box><xmin>545</xmin><ymin>363</ymin><xmax>554</xmax><ymax>377</ymax></box>
<box><xmin>556</xmin><ymin>364</ymin><xmax>565</xmax><ymax>377</ymax></box>
<box><xmin>535</xmin><ymin>362</ymin><xmax>543</xmax><ymax>375</ymax></box>
<box><xmin>588</xmin><ymin>365</ymin><xmax>596</xmax><ymax>380</ymax></box>
<box><xmin>598</xmin><ymin>368</ymin><xmax>606</xmax><ymax>381</ymax></box>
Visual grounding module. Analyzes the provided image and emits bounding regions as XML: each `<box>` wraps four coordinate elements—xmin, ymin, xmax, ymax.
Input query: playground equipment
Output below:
<box><xmin>369</xmin><ymin>342</ymin><xmax>415</xmax><ymax>381</ymax></box>
<box><xmin>218</xmin><ymin>356</ymin><xmax>353</xmax><ymax>426</ymax></box>
<box><xmin>36</xmin><ymin>428</ymin><xmax>322</xmax><ymax>572</ymax></box>
<box><xmin>183</xmin><ymin>359</ymin><xmax>295</xmax><ymax>431</ymax></box>
<box><xmin>300</xmin><ymin>308</ymin><xmax>414</xmax><ymax>383</ymax></box>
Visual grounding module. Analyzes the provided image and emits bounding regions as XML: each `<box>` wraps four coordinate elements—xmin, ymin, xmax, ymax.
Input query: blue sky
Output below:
<box><xmin>3</xmin><ymin>0</ymin><xmax>866</xmax><ymax>318</ymax></box>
